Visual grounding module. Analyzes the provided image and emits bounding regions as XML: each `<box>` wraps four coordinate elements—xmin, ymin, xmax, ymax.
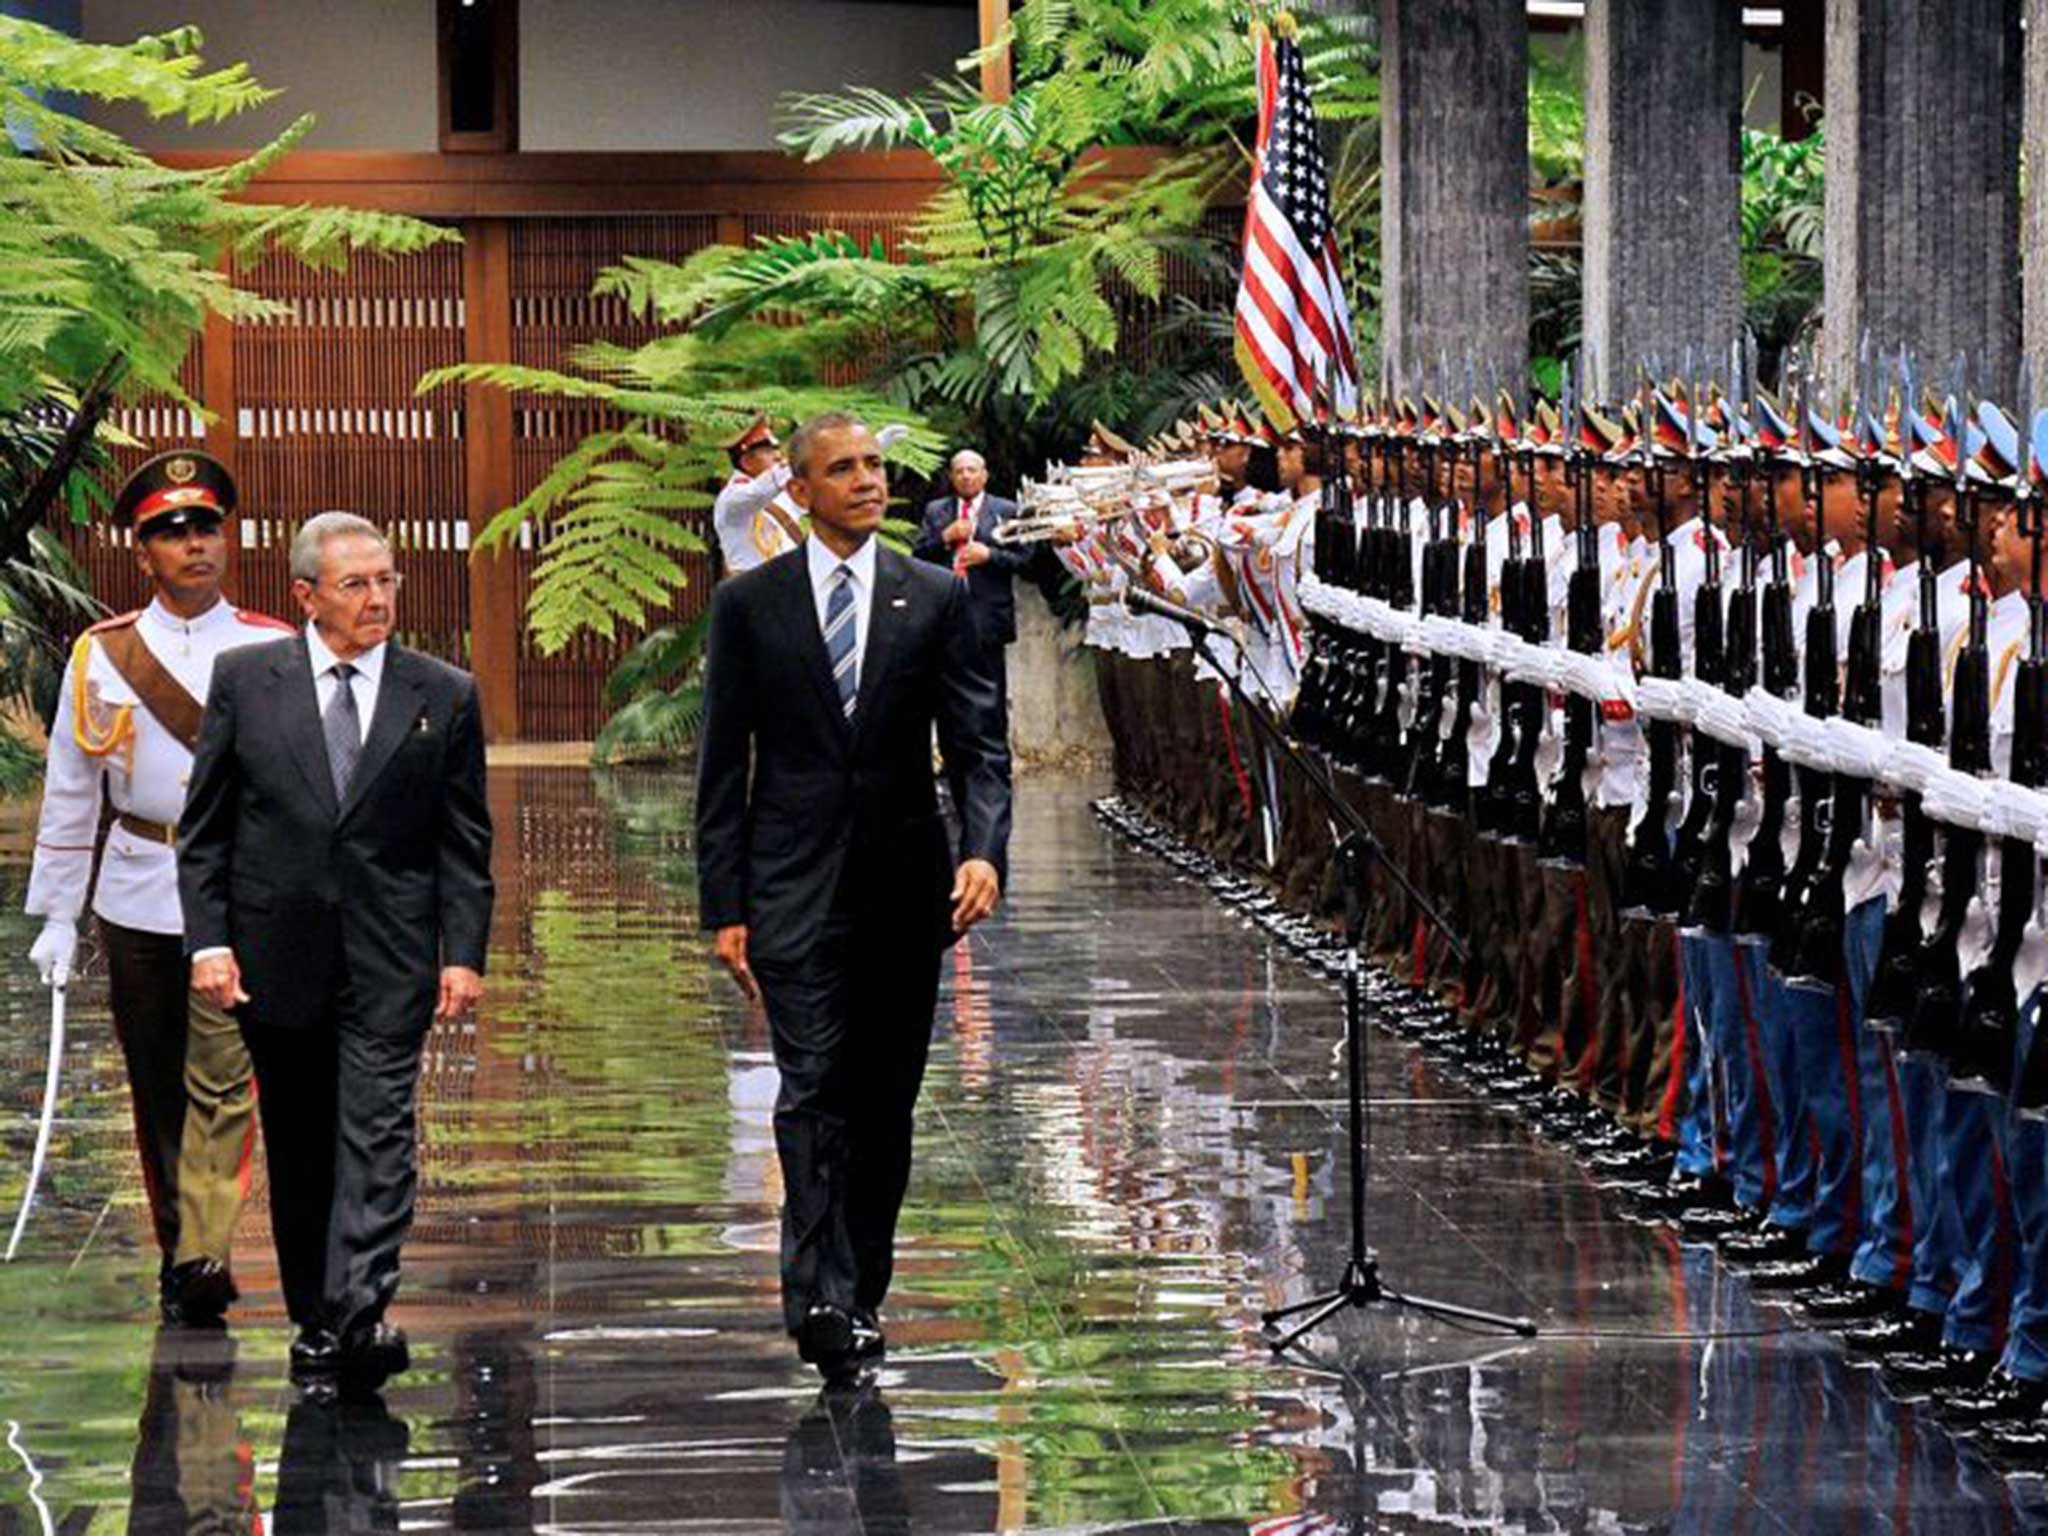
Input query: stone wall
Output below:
<box><xmin>1006</xmin><ymin>588</ymin><xmax>1113</xmax><ymax>769</ymax></box>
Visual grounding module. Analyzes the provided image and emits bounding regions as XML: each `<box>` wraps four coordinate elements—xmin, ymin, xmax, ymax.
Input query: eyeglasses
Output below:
<box><xmin>322</xmin><ymin>573</ymin><xmax>404</xmax><ymax>598</ymax></box>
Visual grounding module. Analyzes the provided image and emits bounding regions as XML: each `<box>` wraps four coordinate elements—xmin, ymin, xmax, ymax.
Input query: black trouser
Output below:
<box><xmin>273</xmin><ymin>1393</ymin><xmax>408</xmax><ymax>1535</ymax></box>
<box><xmin>753</xmin><ymin>904</ymin><xmax>946</xmax><ymax>1333</ymax></box>
<box><xmin>945</xmin><ymin>640</ymin><xmax>1009</xmax><ymax>815</ymax></box>
<box><xmin>243</xmin><ymin>988</ymin><xmax>428</xmax><ymax>1336</ymax></box>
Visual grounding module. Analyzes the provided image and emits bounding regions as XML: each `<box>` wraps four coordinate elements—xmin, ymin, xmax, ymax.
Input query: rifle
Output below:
<box><xmin>1328</xmin><ymin>404</ymin><xmax>1383</xmax><ymax>770</ymax></box>
<box><xmin>1734</xmin><ymin>367</ymin><xmax>1802</xmax><ymax>940</ymax></box>
<box><xmin>1404</xmin><ymin>413</ymin><xmax>1456</xmax><ymax>806</ymax></box>
<box><xmin>1670</xmin><ymin>367</ymin><xmax>1728</xmax><ymax>905</ymax></box>
<box><xmin>1960</xmin><ymin>386</ymin><xmax>2037</xmax><ymax>1095</ymax></box>
<box><xmin>1478</xmin><ymin>392</ymin><xmax>1530</xmax><ymax>838</ymax></box>
<box><xmin>1365</xmin><ymin>415</ymin><xmax>1416</xmax><ymax>784</ymax></box>
<box><xmin>1788</xmin><ymin>360</ymin><xmax>1890</xmax><ymax>983</ymax></box>
<box><xmin>1438</xmin><ymin>401</ymin><xmax>1492</xmax><ymax>819</ymax></box>
<box><xmin>1622</xmin><ymin>381</ymin><xmax>1685</xmax><ymax>918</ymax></box>
<box><xmin>1540</xmin><ymin>352</ymin><xmax>1598</xmax><ymax>866</ymax></box>
<box><xmin>1902</xmin><ymin>383</ymin><xmax>1993</xmax><ymax>1066</ymax></box>
<box><xmin>2011</xmin><ymin>406</ymin><xmax>2048</xmax><ymax>1112</ymax></box>
<box><xmin>1769</xmin><ymin>375</ymin><xmax>1843</xmax><ymax>970</ymax></box>
<box><xmin>1867</xmin><ymin>352</ymin><xmax>1949</xmax><ymax>1031</ymax></box>
<box><xmin>1503</xmin><ymin>411</ymin><xmax>1553</xmax><ymax>843</ymax></box>
<box><xmin>1288</xmin><ymin>413</ymin><xmax>1351</xmax><ymax>752</ymax></box>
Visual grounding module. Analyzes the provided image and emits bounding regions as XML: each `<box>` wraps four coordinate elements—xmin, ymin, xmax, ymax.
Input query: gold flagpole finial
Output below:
<box><xmin>1273</xmin><ymin>9</ymin><xmax>1300</xmax><ymax>40</ymax></box>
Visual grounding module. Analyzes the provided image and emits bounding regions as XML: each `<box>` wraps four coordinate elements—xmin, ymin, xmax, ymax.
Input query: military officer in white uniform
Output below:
<box><xmin>712</xmin><ymin>417</ymin><xmax>806</xmax><ymax>575</ymax></box>
<box><xmin>24</xmin><ymin>450</ymin><xmax>294</xmax><ymax>1323</ymax></box>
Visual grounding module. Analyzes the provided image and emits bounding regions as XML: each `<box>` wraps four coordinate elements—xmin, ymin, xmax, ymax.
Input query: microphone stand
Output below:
<box><xmin>1123</xmin><ymin>586</ymin><xmax>1538</xmax><ymax>1350</ymax></box>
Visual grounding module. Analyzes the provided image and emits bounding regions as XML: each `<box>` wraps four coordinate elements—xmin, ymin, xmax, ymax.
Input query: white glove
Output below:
<box><xmin>1636</xmin><ymin>677</ymin><xmax>1684</xmax><ymax>723</ymax></box>
<box><xmin>1885</xmin><ymin>741</ymin><xmax>1946</xmax><ymax>795</ymax></box>
<box><xmin>29</xmin><ymin>919</ymin><xmax>75</xmax><ymax>988</ymax></box>
<box><xmin>875</xmin><ymin>423</ymin><xmax>911</xmax><ymax>451</ymax></box>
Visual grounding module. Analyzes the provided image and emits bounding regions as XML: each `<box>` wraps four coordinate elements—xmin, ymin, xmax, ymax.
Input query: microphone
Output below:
<box><xmin>1124</xmin><ymin>584</ymin><xmax>1235</xmax><ymax>639</ymax></box>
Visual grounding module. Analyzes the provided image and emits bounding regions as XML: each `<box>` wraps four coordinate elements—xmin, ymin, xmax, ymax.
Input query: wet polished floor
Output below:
<box><xmin>2</xmin><ymin>769</ymin><xmax>2046</xmax><ymax>1532</ymax></box>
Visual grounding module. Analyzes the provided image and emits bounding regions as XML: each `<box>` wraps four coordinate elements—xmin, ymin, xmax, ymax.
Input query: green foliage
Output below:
<box><xmin>0</xmin><ymin>17</ymin><xmax>456</xmax><ymax>418</ymax></box>
<box><xmin>447</xmin><ymin>0</ymin><xmax>1378</xmax><ymax>681</ymax></box>
<box><xmin>1740</xmin><ymin>124</ymin><xmax>1825</xmax><ymax>376</ymax></box>
<box><xmin>1527</xmin><ymin>37</ymin><xmax>1585</xmax><ymax>187</ymax></box>
<box><xmin>593</xmin><ymin>613</ymin><xmax>709</xmax><ymax>764</ymax></box>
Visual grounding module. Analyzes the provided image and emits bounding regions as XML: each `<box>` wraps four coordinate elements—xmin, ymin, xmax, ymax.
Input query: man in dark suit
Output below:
<box><xmin>914</xmin><ymin>450</ymin><xmax>1030</xmax><ymax>810</ymax></box>
<box><xmin>180</xmin><ymin>512</ymin><xmax>493</xmax><ymax>1393</ymax></box>
<box><xmin>698</xmin><ymin>413</ymin><xmax>1012</xmax><ymax>1383</ymax></box>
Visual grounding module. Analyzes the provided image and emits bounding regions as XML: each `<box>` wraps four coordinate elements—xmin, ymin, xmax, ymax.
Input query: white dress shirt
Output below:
<box><xmin>305</xmin><ymin>622</ymin><xmax>386</xmax><ymax>744</ymax></box>
<box><xmin>806</xmin><ymin>533</ymin><xmax>877</xmax><ymax>679</ymax></box>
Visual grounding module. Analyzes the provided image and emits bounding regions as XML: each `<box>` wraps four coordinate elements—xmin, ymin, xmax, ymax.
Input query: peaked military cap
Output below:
<box><xmin>112</xmin><ymin>449</ymin><xmax>234</xmax><ymax>537</ymax></box>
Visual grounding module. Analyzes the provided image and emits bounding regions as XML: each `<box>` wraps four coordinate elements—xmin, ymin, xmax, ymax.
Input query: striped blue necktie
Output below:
<box><xmin>824</xmin><ymin>565</ymin><xmax>858</xmax><ymax>718</ymax></box>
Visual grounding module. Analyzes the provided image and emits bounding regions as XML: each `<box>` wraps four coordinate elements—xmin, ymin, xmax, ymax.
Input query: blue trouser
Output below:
<box><xmin>1899</xmin><ymin>1045</ymin><xmax>1965</xmax><ymax>1320</ymax></box>
<box><xmin>1680</xmin><ymin>931</ymin><xmax>1774</xmax><ymax>1210</ymax></box>
<box><xmin>2001</xmin><ymin>990</ymin><xmax>2048</xmax><ymax>1380</ymax></box>
<box><xmin>1843</xmin><ymin>897</ymin><xmax>1916</xmax><ymax>1292</ymax></box>
<box><xmin>1674</xmin><ymin>933</ymin><xmax>1718</xmax><ymax>1180</ymax></box>
<box><xmin>1776</xmin><ymin>966</ymin><xmax>1864</xmax><ymax>1256</ymax></box>
<box><xmin>1940</xmin><ymin>1083</ymin><xmax>2015</xmax><ymax>1354</ymax></box>
<box><xmin>1743</xmin><ymin>941</ymin><xmax>1815</xmax><ymax>1233</ymax></box>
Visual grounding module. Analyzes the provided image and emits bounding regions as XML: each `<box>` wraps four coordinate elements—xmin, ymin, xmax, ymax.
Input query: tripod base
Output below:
<box><xmin>1261</xmin><ymin>1254</ymin><xmax>1537</xmax><ymax>1354</ymax></box>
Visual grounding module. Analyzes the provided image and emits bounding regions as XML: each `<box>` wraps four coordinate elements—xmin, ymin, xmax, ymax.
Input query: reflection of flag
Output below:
<box><xmin>1233</xmin><ymin>15</ymin><xmax>1358</xmax><ymax>434</ymax></box>
<box><xmin>1250</xmin><ymin>1516</ymin><xmax>1343</xmax><ymax>1536</ymax></box>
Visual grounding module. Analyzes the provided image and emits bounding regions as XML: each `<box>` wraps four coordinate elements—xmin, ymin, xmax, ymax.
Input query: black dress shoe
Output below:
<box><xmin>1590</xmin><ymin>1148</ymin><xmax>1677</xmax><ymax>1187</ymax></box>
<box><xmin>1679</xmin><ymin>1203</ymin><xmax>1762</xmax><ymax>1243</ymax></box>
<box><xmin>1799</xmin><ymin>1280</ymin><xmax>1904</xmax><ymax>1322</ymax></box>
<box><xmin>1936</xmin><ymin>1369</ymin><xmax>2048</xmax><ymax>1424</ymax></box>
<box><xmin>1842</xmin><ymin>1307</ymin><xmax>1944</xmax><ymax>1357</ymax></box>
<box><xmin>339</xmin><ymin>1322</ymin><xmax>411</xmax><ymax>1391</ymax></box>
<box><xmin>164</xmin><ymin>1258</ymin><xmax>238</xmax><ymax>1325</ymax></box>
<box><xmin>796</xmin><ymin>1303</ymin><xmax>856</xmax><ymax>1366</ymax></box>
<box><xmin>1974</xmin><ymin>1415</ymin><xmax>2048</xmax><ymax>1462</ymax></box>
<box><xmin>849</xmin><ymin>1309</ymin><xmax>885</xmax><ymax>1362</ymax></box>
<box><xmin>289</xmin><ymin>1328</ymin><xmax>341</xmax><ymax>1379</ymax></box>
<box><xmin>1719</xmin><ymin>1222</ymin><xmax>1809</xmax><ymax>1263</ymax></box>
<box><xmin>1745</xmin><ymin>1253</ymin><xmax>1848</xmax><ymax>1292</ymax></box>
<box><xmin>1883</xmin><ymin>1345</ymin><xmax>1994</xmax><ymax>1398</ymax></box>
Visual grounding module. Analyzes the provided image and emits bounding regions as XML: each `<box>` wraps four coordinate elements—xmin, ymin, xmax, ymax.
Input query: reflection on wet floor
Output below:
<box><xmin>2</xmin><ymin>768</ymin><xmax>2047</xmax><ymax>1532</ymax></box>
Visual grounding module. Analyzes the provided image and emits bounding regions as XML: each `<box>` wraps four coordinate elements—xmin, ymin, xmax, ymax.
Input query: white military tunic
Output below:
<box><xmin>26</xmin><ymin>598</ymin><xmax>294</xmax><ymax>937</ymax></box>
<box><xmin>713</xmin><ymin>464</ymin><xmax>805</xmax><ymax>574</ymax></box>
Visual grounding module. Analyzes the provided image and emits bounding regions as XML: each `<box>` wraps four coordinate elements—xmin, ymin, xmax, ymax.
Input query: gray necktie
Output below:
<box><xmin>323</xmin><ymin>661</ymin><xmax>361</xmax><ymax>800</ymax></box>
<box><xmin>824</xmin><ymin>566</ymin><xmax>858</xmax><ymax>718</ymax></box>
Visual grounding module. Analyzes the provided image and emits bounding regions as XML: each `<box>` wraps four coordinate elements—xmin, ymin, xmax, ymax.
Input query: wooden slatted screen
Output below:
<box><xmin>232</xmin><ymin>243</ymin><xmax>470</xmax><ymax>661</ymax></box>
<box><xmin>49</xmin><ymin>201</ymin><xmax>1238</xmax><ymax>740</ymax></box>
<box><xmin>506</xmin><ymin>216</ymin><xmax>721</xmax><ymax>741</ymax></box>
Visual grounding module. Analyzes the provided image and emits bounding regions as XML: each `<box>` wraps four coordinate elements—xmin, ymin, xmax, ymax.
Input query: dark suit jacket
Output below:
<box><xmin>177</xmin><ymin>636</ymin><xmax>494</xmax><ymax>1036</ymax></box>
<box><xmin>696</xmin><ymin>543</ymin><xmax>1012</xmax><ymax>964</ymax></box>
<box><xmin>913</xmin><ymin>494</ymin><xmax>1031</xmax><ymax>647</ymax></box>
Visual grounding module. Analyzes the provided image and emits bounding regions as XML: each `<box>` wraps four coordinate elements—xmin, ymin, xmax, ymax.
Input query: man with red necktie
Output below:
<box><xmin>915</xmin><ymin>449</ymin><xmax>1030</xmax><ymax>811</ymax></box>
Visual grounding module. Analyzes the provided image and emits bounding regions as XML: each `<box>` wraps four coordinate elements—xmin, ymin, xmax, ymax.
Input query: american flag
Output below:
<box><xmin>1233</xmin><ymin>16</ymin><xmax>1360</xmax><ymax>434</ymax></box>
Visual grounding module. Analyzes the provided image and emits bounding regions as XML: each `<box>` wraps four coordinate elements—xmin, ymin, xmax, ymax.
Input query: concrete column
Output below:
<box><xmin>1008</xmin><ymin>585</ymin><xmax>1111</xmax><ymax>767</ymax></box>
<box><xmin>1821</xmin><ymin>0</ymin><xmax>2022</xmax><ymax>395</ymax></box>
<box><xmin>1580</xmin><ymin>0</ymin><xmax>1742</xmax><ymax>398</ymax></box>
<box><xmin>1378</xmin><ymin>0</ymin><xmax>1528</xmax><ymax>394</ymax></box>
<box><xmin>2026</xmin><ymin>0</ymin><xmax>2048</xmax><ymax>394</ymax></box>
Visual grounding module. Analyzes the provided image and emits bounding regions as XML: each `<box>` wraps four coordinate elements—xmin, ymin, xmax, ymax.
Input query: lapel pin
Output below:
<box><xmin>890</xmin><ymin>597</ymin><xmax>908</xmax><ymax>609</ymax></box>
<box><xmin>414</xmin><ymin>714</ymin><xmax>432</xmax><ymax>733</ymax></box>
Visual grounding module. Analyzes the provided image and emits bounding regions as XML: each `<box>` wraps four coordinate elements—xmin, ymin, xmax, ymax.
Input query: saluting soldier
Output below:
<box><xmin>712</xmin><ymin>416</ymin><xmax>806</xmax><ymax>575</ymax></box>
<box><xmin>24</xmin><ymin>450</ymin><xmax>294</xmax><ymax>1323</ymax></box>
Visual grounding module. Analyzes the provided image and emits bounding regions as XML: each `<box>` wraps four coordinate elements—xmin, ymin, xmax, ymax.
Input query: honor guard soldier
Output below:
<box><xmin>24</xmin><ymin>450</ymin><xmax>294</xmax><ymax>1323</ymax></box>
<box><xmin>712</xmin><ymin>416</ymin><xmax>806</xmax><ymax>575</ymax></box>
